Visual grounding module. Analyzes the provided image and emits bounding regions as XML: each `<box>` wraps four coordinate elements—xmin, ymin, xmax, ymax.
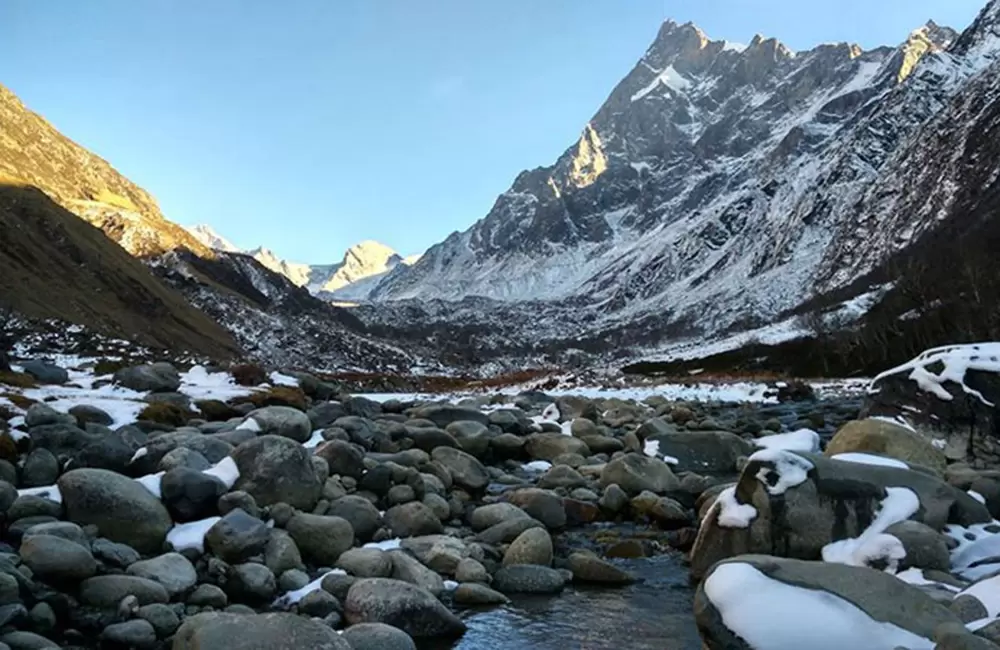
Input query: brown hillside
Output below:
<box><xmin>0</xmin><ymin>183</ymin><xmax>239</xmax><ymax>359</ymax></box>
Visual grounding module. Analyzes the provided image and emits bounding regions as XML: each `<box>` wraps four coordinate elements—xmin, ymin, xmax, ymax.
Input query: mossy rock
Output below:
<box><xmin>231</xmin><ymin>364</ymin><xmax>268</xmax><ymax>387</ymax></box>
<box><xmin>196</xmin><ymin>400</ymin><xmax>240</xmax><ymax>422</ymax></box>
<box><xmin>242</xmin><ymin>387</ymin><xmax>308</xmax><ymax>411</ymax></box>
<box><xmin>0</xmin><ymin>372</ymin><xmax>38</xmax><ymax>389</ymax></box>
<box><xmin>138</xmin><ymin>402</ymin><xmax>189</xmax><ymax>427</ymax></box>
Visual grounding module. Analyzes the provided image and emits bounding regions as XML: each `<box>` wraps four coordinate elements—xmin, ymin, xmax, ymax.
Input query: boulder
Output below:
<box><xmin>383</xmin><ymin>502</ymin><xmax>443</xmax><ymax>539</ymax></box>
<box><xmin>286</xmin><ymin>513</ymin><xmax>354</xmax><ymax>565</ymax></box>
<box><xmin>231</xmin><ymin>436</ymin><xmax>322</xmax><ymax>510</ymax></box>
<box><xmin>470</xmin><ymin>503</ymin><xmax>530</xmax><ymax>531</ymax></box>
<box><xmin>19</xmin><ymin>535</ymin><xmax>96</xmax><ymax>581</ymax></box>
<box><xmin>453</xmin><ymin>583</ymin><xmax>510</xmax><ymax>605</ymax></box>
<box><xmin>245</xmin><ymin>407</ymin><xmax>312</xmax><ymax>443</ymax></box>
<box><xmin>337</xmin><ymin>549</ymin><xmax>393</xmax><ymax>578</ymax></box>
<box><xmin>226</xmin><ymin>563</ymin><xmax>277</xmax><ymax>603</ymax></box>
<box><xmin>863</xmin><ymin>345</ymin><xmax>1000</xmax><ymax>468</ymax></box>
<box><xmin>344</xmin><ymin>578</ymin><xmax>466</xmax><ymax>638</ymax></box>
<box><xmin>314</xmin><ymin>440</ymin><xmax>365</xmax><ymax>481</ymax></box>
<box><xmin>644</xmin><ymin>431</ymin><xmax>754</xmax><ymax>474</ymax></box>
<box><xmin>327</xmin><ymin>496</ymin><xmax>383</xmax><ymax>543</ymax></box>
<box><xmin>400</xmin><ymin>536</ymin><xmax>472</xmax><ymax>574</ymax></box>
<box><xmin>567</xmin><ymin>553</ymin><xmax>635</xmax><ymax>584</ymax></box>
<box><xmin>826</xmin><ymin>419</ymin><xmax>947</xmax><ymax>474</ymax></box>
<box><xmin>19</xmin><ymin>361</ymin><xmax>67</xmax><ymax>385</ymax></box>
<box><xmin>126</xmin><ymin>553</ymin><xmax>197</xmax><ymax>598</ymax></box>
<box><xmin>504</xmin><ymin>488</ymin><xmax>567</xmax><ymax>530</ymax></box>
<box><xmin>430</xmin><ymin>447</ymin><xmax>489</xmax><ymax>491</ymax></box>
<box><xmin>101</xmin><ymin>620</ymin><xmax>157</xmax><ymax>648</ymax></box>
<box><xmin>409</xmin><ymin>406</ymin><xmax>489</xmax><ymax>428</ymax></box>
<box><xmin>445</xmin><ymin>421</ymin><xmax>491</xmax><ymax>458</ymax></box>
<box><xmin>113</xmin><ymin>363</ymin><xmax>180</xmax><ymax>393</ymax></box>
<box><xmin>599</xmin><ymin>454</ymin><xmax>679</xmax><ymax>495</ymax></box>
<box><xmin>341</xmin><ymin>623</ymin><xmax>416</xmax><ymax>650</ymax></box>
<box><xmin>524</xmin><ymin>434</ymin><xmax>590</xmax><ymax>461</ymax></box>
<box><xmin>173</xmin><ymin>612</ymin><xmax>350</xmax><ymax>649</ymax></box>
<box><xmin>388</xmin><ymin>550</ymin><xmax>445</xmax><ymax>596</ymax></box>
<box><xmin>694</xmin><ymin>555</ymin><xmax>961</xmax><ymax>650</ymax></box>
<box><xmin>160</xmin><ymin>467</ymin><xmax>226</xmax><ymax>522</ymax></box>
<box><xmin>58</xmin><ymin>469</ymin><xmax>172</xmax><ymax>554</ymax></box>
<box><xmin>690</xmin><ymin>450</ymin><xmax>991</xmax><ymax>579</ymax></box>
<box><xmin>79</xmin><ymin>576</ymin><xmax>169</xmax><ymax>608</ymax></box>
<box><xmin>502</xmin><ymin>528</ymin><xmax>553</xmax><ymax>567</ymax></box>
<box><xmin>205</xmin><ymin>509</ymin><xmax>270</xmax><ymax>563</ymax></box>
<box><xmin>493</xmin><ymin>565</ymin><xmax>565</xmax><ymax>594</ymax></box>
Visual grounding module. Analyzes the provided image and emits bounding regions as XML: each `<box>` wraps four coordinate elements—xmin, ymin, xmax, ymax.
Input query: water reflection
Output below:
<box><xmin>422</xmin><ymin>554</ymin><xmax>701</xmax><ymax>650</ymax></box>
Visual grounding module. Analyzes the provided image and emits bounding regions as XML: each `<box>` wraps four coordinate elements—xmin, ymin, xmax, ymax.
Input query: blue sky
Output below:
<box><xmin>2</xmin><ymin>0</ymin><xmax>985</xmax><ymax>263</ymax></box>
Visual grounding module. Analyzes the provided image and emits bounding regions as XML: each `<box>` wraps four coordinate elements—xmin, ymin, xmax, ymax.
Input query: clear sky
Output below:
<box><xmin>2</xmin><ymin>0</ymin><xmax>986</xmax><ymax>264</ymax></box>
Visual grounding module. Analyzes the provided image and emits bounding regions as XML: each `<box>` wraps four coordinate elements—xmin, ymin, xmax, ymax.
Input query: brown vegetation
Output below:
<box><xmin>231</xmin><ymin>363</ymin><xmax>268</xmax><ymax>387</ymax></box>
<box><xmin>138</xmin><ymin>402</ymin><xmax>189</xmax><ymax>427</ymax></box>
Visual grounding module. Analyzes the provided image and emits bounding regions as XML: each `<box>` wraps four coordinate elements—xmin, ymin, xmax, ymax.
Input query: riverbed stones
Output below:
<box><xmin>384</xmin><ymin>502</ymin><xmax>443</xmax><ymax>538</ymax></box>
<box><xmin>79</xmin><ymin>576</ymin><xmax>169</xmax><ymax>608</ymax></box>
<box><xmin>286</xmin><ymin>513</ymin><xmax>354</xmax><ymax>566</ymax></box>
<box><xmin>58</xmin><ymin>468</ymin><xmax>172</xmax><ymax>554</ymax></box>
<box><xmin>493</xmin><ymin>565</ymin><xmax>566</xmax><ymax>595</ymax></box>
<box><xmin>525</xmin><ymin>433</ymin><xmax>590</xmax><ymax>461</ymax></box>
<box><xmin>19</xmin><ymin>535</ymin><xmax>96</xmax><ymax>581</ymax></box>
<box><xmin>504</xmin><ymin>488</ymin><xmax>566</xmax><ymax>529</ymax></box>
<box><xmin>344</xmin><ymin>578</ymin><xmax>466</xmax><ymax>638</ymax></box>
<box><xmin>430</xmin><ymin>447</ymin><xmax>489</xmax><ymax>491</ymax></box>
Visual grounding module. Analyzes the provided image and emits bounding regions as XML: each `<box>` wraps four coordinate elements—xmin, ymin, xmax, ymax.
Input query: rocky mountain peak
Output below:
<box><xmin>186</xmin><ymin>224</ymin><xmax>239</xmax><ymax>253</ymax></box>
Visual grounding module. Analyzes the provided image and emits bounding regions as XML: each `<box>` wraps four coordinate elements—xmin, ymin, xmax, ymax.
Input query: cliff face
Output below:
<box><xmin>0</xmin><ymin>83</ymin><xmax>209</xmax><ymax>258</ymax></box>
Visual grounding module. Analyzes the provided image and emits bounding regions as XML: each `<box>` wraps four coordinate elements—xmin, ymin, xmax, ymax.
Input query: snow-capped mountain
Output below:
<box><xmin>185</xmin><ymin>224</ymin><xmax>240</xmax><ymax>253</ymax></box>
<box><xmin>369</xmin><ymin>6</ymin><xmax>1000</xmax><ymax>347</ymax></box>
<box><xmin>184</xmin><ymin>224</ymin><xmax>415</xmax><ymax>300</ymax></box>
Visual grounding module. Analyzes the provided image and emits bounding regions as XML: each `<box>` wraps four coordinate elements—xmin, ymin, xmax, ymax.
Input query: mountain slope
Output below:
<box><xmin>370</xmin><ymin>7</ymin><xmax>999</xmax><ymax>350</ymax></box>
<box><xmin>186</xmin><ymin>224</ymin><xmax>240</xmax><ymax>253</ymax></box>
<box><xmin>0</xmin><ymin>84</ymin><xmax>210</xmax><ymax>258</ymax></box>
<box><xmin>0</xmin><ymin>183</ymin><xmax>239</xmax><ymax>358</ymax></box>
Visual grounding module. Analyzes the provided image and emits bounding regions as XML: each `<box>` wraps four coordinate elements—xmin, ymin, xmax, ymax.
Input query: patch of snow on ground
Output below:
<box><xmin>524</xmin><ymin>461</ymin><xmax>553</xmax><ymax>473</ymax></box>
<box><xmin>959</xmin><ymin>574</ymin><xmax>1000</xmax><ymax>617</ymax></box>
<box><xmin>947</xmin><ymin>522</ymin><xmax>1000</xmax><ymax>581</ymax></box>
<box><xmin>167</xmin><ymin>517</ymin><xmax>220</xmax><ymax>553</ymax></box>
<box><xmin>753</xmin><ymin>429</ymin><xmax>820</xmax><ymax>453</ymax></box>
<box><xmin>272</xmin><ymin>569</ymin><xmax>347</xmax><ymax>608</ymax></box>
<box><xmin>236</xmin><ymin>418</ymin><xmax>262</xmax><ymax>432</ymax></box>
<box><xmin>268</xmin><ymin>372</ymin><xmax>300</xmax><ymax>387</ymax></box>
<box><xmin>894</xmin><ymin>568</ymin><xmax>961</xmax><ymax>592</ymax></box>
<box><xmin>749</xmin><ymin>449</ymin><xmax>814</xmax><ymax>495</ymax></box>
<box><xmin>715</xmin><ymin>486</ymin><xmax>758</xmax><ymax>528</ymax></box>
<box><xmin>135</xmin><ymin>472</ymin><xmax>164</xmax><ymax>498</ymax></box>
<box><xmin>643</xmin><ymin>439</ymin><xmax>660</xmax><ymax>458</ymax></box>
<box><xmin>830</xmin><ymin>453</ymin><xmax>910</xmax><ymax>469</ymax></box>
<box><xmin>870</xmin><ymin>343</ymin><xmax>1000</xmax><ymax>407</ymax></box>
<box><xmin>20</xmin><ymin>383</ymin><xmax>145</xmax><ymax>427</ymax></box>
<box><xmin>180</xmin><ymin>365</ymin><xmax>254</xmax><ymax>401</ymax></box>
<box><xmin>302</xmin><ymin>430</ymin><xmax>326</xmax><ymax>449</ymax></box>
<box><xmin>969</xmin><ymin>490</ymin><xmax>987</xmax><ymax>504</ymax></box>
<box><xmin>703</xmin><ymin>562</ymin><xmax>936</xmax><ymax>650</ymax></box>
<box><xmin>363</xmin><ymin>538</ymin><xmax>402</xmax><ymax>551</ymax></box>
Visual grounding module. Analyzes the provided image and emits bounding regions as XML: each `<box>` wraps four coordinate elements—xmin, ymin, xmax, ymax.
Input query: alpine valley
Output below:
<box><xmin>4</xmin><ymin>1</ymin><xmax>1000</xmax><ymax>376</ymax></box>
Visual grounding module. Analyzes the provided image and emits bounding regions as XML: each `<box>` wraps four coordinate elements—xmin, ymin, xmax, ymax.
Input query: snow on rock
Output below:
<box><xmin>363</xmin><ymin>538</ymin><xmax>402</xmax><ymax>551</ymax></box>
<box><xmin>17</xmin><ymin>485</ymin><xmax>62</xmax><ymax>504</ymax></box>
<box><xmin>179</xmin><ymin>365</ymin><xmax>254</xmax><ymax>401</ymax></box>
<box><xmin>753</xmin><ymin>429</ymin><xmax>820</xmax><ymax>453</ymax></box>
<box><xmin>135</xmin><ymin>472</ymin><xmax>165</xmax><ymax>498</ymax></box>
<box><xmin>946</xmin><ymin>521</ymin><xmax>1000</xmax><ymax>581</ymax></box>
<box><xmin>870</xmin><ymin>343</ymin><xmax>1000</xmax><ymax>406</ymax></box>
<box><xmin>867</xmin><ymin>415</ymin><xmax>917</xmax><ymax>433</ymax></box>
<box><xmin>829</xmin><ymin>452</ymin><xmax>910</xmax><ymax>469</ymax></box>
<box><xmin>268</xmin><ymin>371</ymin><xmax>300</xmax><ymax>388</ymax></box>
<box><xmin>703</xmin><ymin>562</ymin><xmax>936</xmax><ymax>650</ymax></box>
<box><xmin>166</xmin><ymin>517</ymin><xmax>221</xmax><ymax>553</ymax></box>
<box><xmin>202</xmin><ymin>457</ymin><xmax>241</xmax><ymax>489</ymax></box>
<box><xmin>894</xmin><ymin>567</ymin><xmax>960</xmax><ymax>592</ymax></box>
<box><xmin>748</xmin><ymin>449</ymin><xmax>814</xmax><ymax>495</ymax></box>
<box><xmin>643</xmin><ymin>438</ymin><xmax>680</xmax><ymax>465</ymax></box>
<box><xmin>821</xmin><ymin>487</ymin><xmax>919</xmax><ymax>572</ymax></box>
<box><xmin>273</xmin><ymin>569</ymin><xmax>347</xmax><ymax>608</ymax></box>
<box><xmin>715</xmin><ymin>486</ymin><xmax>758</xmax><ymax>529</ymax></box>
<box><xmin>523</xmin><ymin>461</ymin><xmax>553</xmax><ymax>473</ymax></box>
<box><xmin>958</xmin><ymin>574</ymin><xmax>1000</xmax><ymax>618</ymax></box>
<box><xmin>236</xmin><ymin>418</ymin><xmax>262</xmax><ymax>433</ymax></box>
<box><xmin>302</xmin><ymin>430</ymin><xmax>326</xmax><ymax>449</ymax></box>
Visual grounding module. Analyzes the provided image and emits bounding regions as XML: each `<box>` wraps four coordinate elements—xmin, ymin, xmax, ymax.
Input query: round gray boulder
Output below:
<box><xmin>342</xmin><ymin>623</ymin><xmax>416</xmax><ymax>650</ymax></box>
<box><xmin>231</xmin><ymin>436</ymin><xmax>322</xmax><ymax>510</ymax></box>
<box><xmin>173</xmin><ymin>612</ymin><xmax>350</xmax><ymax>649</ymax></box>
<box><xmin>344</xmin><ymin>578</ymin><xmax>466</xmax><ymax>638</ymax></box>
<box><xmin>245</xmin><ymin>407</ymin><xmax>312</xmax><ymax>443</ymax></box>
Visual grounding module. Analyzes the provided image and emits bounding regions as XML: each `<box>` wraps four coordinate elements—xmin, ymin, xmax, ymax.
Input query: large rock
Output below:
<box><xmin>599</xmin><ymin>454</ymin><xmax>679</xmax><ymax>495</ymax></box>
<box><xmin>864</xmin><ymin>345</ymin><xmax>1000</xmax><ymax>468</ymax></box>
<box><xmin>493</xmin><ymin>565</ymin><xmax>565</xmax><ymax>594</ymax></box>
<box><xmin>126</xmin><ymin>553</ymin><xmax>197</xmax><ymax>598</ymax></box>
<box><xmin>344</xmin><ymin>578</ymin><xmax>466</xmax><ymax>638</ymax></box>
<box><xmin>567</xmin><ymin>553</ymin><xmax>635</xmax><ymax>584</ymax></box>
<box><xmin>384</xmin><ymin>502</ymin><xmax>443</xmax><ymax>538</ymax></box>
<box><xmin>409</xmin><ymin>406</ymin><xmax>489</xmax><ymax>428</ymax></box>
<box><xmin>430</xmin><ymin>447</ymin><xmax>489</xmax><ymax>491</ymax></box>
<box><xmin>79</xmin><ymin>576</ymin><xmax>169</xmax><ymax>608</ymax></box>
<box><xmin>327</xmin><ymin>496</ymin><xmax>383</xmax><ymax>543</ymax></box>
<box><xmin>694</xmin><ymin>555</ymin><xmax>961</xmax><ymax>650</ymax></box>
<box><xmin>644</xmin><ymin>431</ymin><xmax>754</xmax><ymax>474</ymax></box>
<box><xmin>826</xmin><ymin>419</ymin><xmax>947</xmax><ymax>475</ymax></box>
<box><xmin>400</xmin><ymin>536</ymin><xmax>471</xmax><ymax>574</ymax></box>
<box><xmin>445</xmin><ymin>421</ymin><xmax>491</xmax><ymax>458</ymax></box>
<box><xmin>245</xmin><ymin>407</ymin><xmax>312</xmax><ymax>443</ymax></box>
<box><xmin>504</xmin><ymin>488</ymin><xmax>566</xmax><ymax>530</ymax></box>
<box><xmin>58</xmin><ymin>469</ymin><xmax>172</xmax><ymax>554</ymax></box>
<box><xmin>690</xmin><ymin>450</ymin><xmax>991</xmax><ymax>579</ymax></box>
<box><xmin>524</xmin><ymin>433</ymin><xmax>590</xmax><ymax>461</ymax></box>
<box><xmin>113</xmin><ymin>363</ymin><xmax>180</xmax><ymax>393</ymax></box>
<box><xmin>20</xmin><ymin>360</ymin><xmax>68</xmax><ymax>385</ymax></box>
<box><xmin>173</xmin><ymin>612</ymin><xmax>350</xmax><ymax>649</ymax></box>
<box><xmin>470</xmin><ymin>503</ymin><xmax>530</xmax><ymax>531</ymax></box>
<box><xmin>314</xmin><ymin>440</ymin><xmax>365</xmax><ymax>481</ymax></box>
<box><xmin>341</xmin><ymin>623</ymin><xmax>416</xmax><ymax>650</ymax></box>
<box><xmin>205</xmin><ymin>509</ymin><xmax>270</xmax><ymax>563</ymax></box>
<box><xmin>502</xmin><ymin>528</ymin><xmax>553</xmax><ymax>567</ymax></box>
<box><xmin>337</xmin><ymin>549</ymin><xmax>393</xmax><ymax>578</ymax></box>
<box><xmin>19</xmin><ymin>535</ymin><xmax>96</xmax><ymax>581</ymax></box>
<box><xmin>160</xmin><ymin>467</ymin><xmax>226</xmax><ymax>522</ymax></box>
<box><xmin>286</xmin><ymin>513</ymin><xmax>354</xmax><ymax>566</ymax></box>
<box><xmin>388</xmin><ymin>550</ymin><xmax>445</xmax><ymax>596</ymax></box>
<box><xmin>231</xmin><ymin>436</ymin><xmax>321</xmax><ymax>510</ymax></box>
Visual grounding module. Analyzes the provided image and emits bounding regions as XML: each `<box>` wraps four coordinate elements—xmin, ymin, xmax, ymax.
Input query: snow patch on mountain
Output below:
<box><xmin>185</xmin><ymin>224</ymin><xmax>240</xmax><ymax>253</ymax></box>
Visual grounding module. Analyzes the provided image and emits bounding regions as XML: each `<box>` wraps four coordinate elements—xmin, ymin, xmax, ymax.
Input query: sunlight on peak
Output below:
<box><xmin>568</xmin><ymin>123</ymin><xmax>608</xmax><ymax>189</ymax></box>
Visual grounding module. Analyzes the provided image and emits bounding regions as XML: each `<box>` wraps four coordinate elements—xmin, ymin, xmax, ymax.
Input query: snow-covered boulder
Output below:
<box><xmin>864</xmin><ymin>343</ymin><xmax>1000</xmax><ymax>467</ymax></box>
<box><xmin>694</xmin><ymin>555</ymin><xmax>962</xmax><ymax>650</ymax></box>
<box><xmin>690</xmin><ymin>450</ymin><xmax>990</xmax><ymax>579</ymax></box>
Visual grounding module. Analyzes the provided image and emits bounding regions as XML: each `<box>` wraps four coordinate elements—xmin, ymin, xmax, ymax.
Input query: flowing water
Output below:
<box><xmin>423</xmin><ymin>554</ymin><xmax>702</xmax><ymax>650</ymax></box>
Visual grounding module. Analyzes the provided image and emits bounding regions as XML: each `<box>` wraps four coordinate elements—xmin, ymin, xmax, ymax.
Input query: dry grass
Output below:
<box><xmin>0</xmin><ymin>371</ymin><xmax>37</xmax><ymax>389</ymax></box>
<box><xmin>138</xmin><ymin>402</ymin><xmax>189</xmax><ymax>427</ymax></box>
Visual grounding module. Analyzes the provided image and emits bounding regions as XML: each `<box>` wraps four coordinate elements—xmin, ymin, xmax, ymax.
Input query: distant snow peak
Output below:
<box><xmin>186</xmin><ymin>224</ymin><xmax>240</xmax><ymax>253</ymax></box>
<box><xmin>631</xmin><ymin>64</ymin><xmax>691</xmax><ymax>102</ymax></box>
